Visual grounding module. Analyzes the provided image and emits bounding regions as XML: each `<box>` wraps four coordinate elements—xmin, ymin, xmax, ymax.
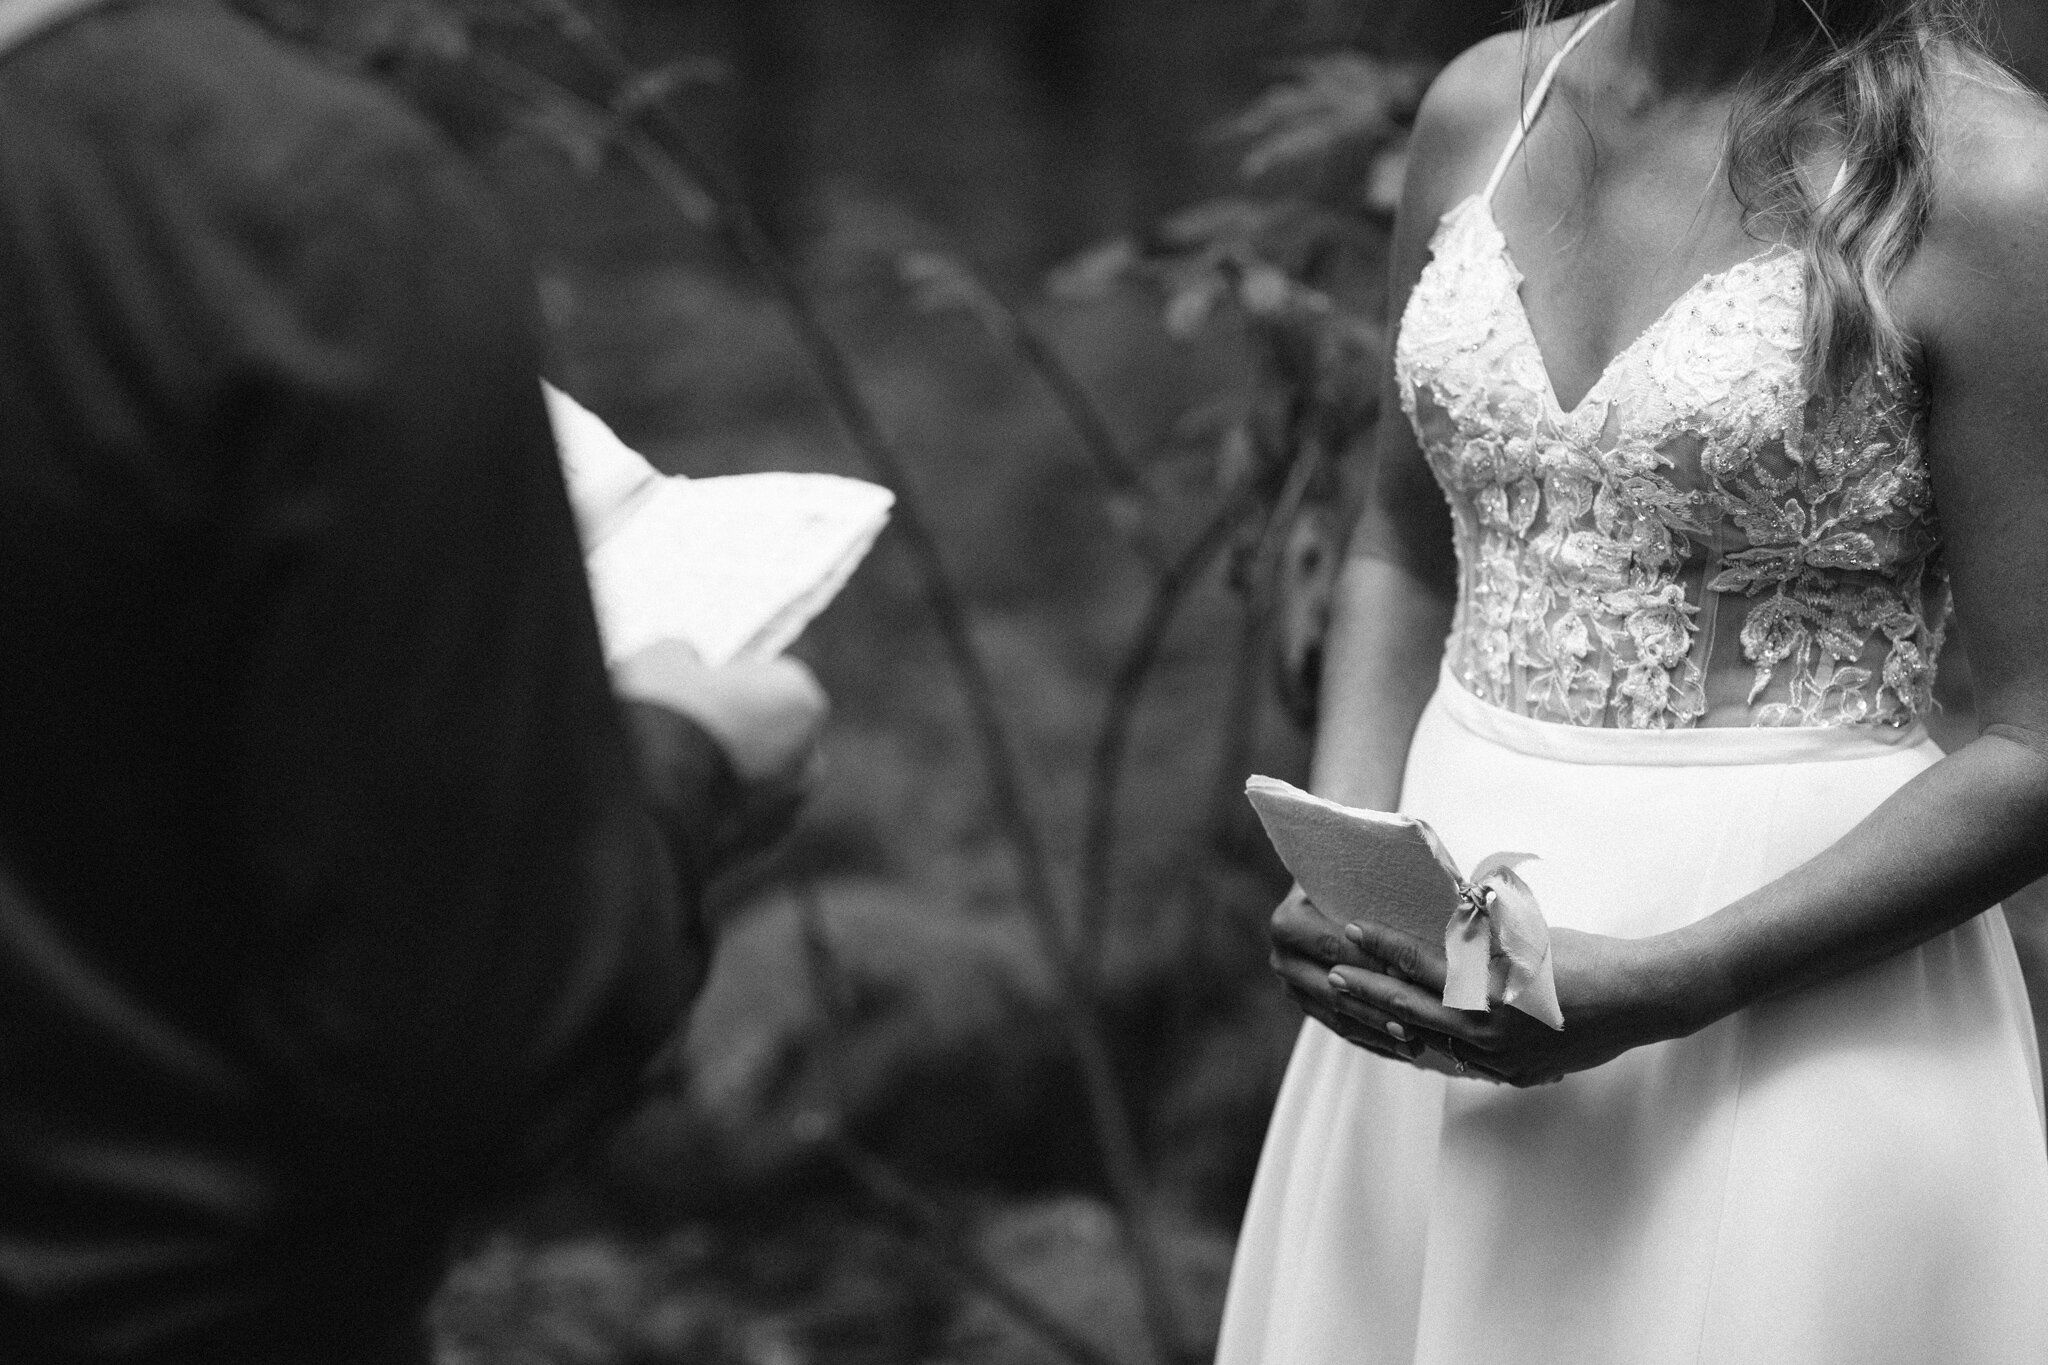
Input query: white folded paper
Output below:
<box><xmin>546</xmin><ymin>380</ymin><xmax>666</xmax><ymax>551</ymax></box>
<box><xmin>1244</xmin><ymin>775</ymin><xmax>1563</xmax><ymax>1033</ymax></box>
<box><xmin>545</xmin><ymin>382</ymin><xmax>894</xmax><ymax>666</ymax></box>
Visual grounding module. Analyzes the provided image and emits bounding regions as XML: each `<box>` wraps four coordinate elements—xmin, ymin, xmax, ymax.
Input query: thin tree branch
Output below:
<box><xmin>1074</xmin><ymin>478</ymin><xmax>1265</xmax><ymax>979</ymax></box>
<box><xmin>948</xmin><ymin>272</ymin><xmax>1170</xmax><ymax>574</ymax></box>
<box><xmin>476</xmin><ymin>27</ymin><xmax>1200</xmax><ymax>1363</ymax></box>
<box><xmin>1011</xmin><ymin>320</ymin><xmax>1148</xmax><ymax>499</ymax></box>
<box><xmin>966</xmin><ymin>278</ymin><xmax>1151</xmax><ymax>504</ymax></box>
<box><xmin>898</xmin><ymin>250</ymin><xmax>1150</xmax><ymax>509</ymax></box>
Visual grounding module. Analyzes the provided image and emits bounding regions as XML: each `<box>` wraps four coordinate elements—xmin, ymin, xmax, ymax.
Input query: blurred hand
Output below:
<box><xmin>1268</xmin><ymin>885</ymin><xmax>1426</xmax><ymax>1065</ymax></box>
<box><xmin>614</xmin><ymin>639</ymin><xmax>828</xmax><ymax>854</ymax></box>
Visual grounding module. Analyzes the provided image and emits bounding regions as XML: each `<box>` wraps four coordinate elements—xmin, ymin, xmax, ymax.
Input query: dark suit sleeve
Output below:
<box><xmin>0</xmin><ymin>6</ymin><xmax>738</xmax><ymax>1350</ymax></box>
<box><xmin>208</xmin><ymin>100</ymin><xmax>735</xmax><ymax>1209</ymax></box>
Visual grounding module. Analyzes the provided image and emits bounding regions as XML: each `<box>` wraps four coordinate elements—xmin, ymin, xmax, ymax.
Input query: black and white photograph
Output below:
<box><xmin>4</xmin><ymin>0</ymin><xmax>2048</xmax><ymax>1361</ymax></box>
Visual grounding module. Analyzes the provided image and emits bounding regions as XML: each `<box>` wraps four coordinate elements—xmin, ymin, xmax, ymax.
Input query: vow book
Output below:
<box><xmin>1244</xmin><ymin>776</ymin><xmax>1466</xmax><ymax>944</ymax></box>
<box><xmin>1245</xmin><ymin>775</ymin><xmax>1565</xmax><ymax>1058</ymax></box>
<box><xmin>545</xmin><ymin>383</ymin><xmax>894</xmax><ymax>665</ymax></box>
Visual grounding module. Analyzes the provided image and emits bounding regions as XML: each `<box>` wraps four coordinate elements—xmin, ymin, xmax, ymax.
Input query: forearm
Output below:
<box><xmin>1661</xmin><ymin>729</ymin><xmax>2048</xmax><ymax>1032</ymax></box>
<box><xmin>1925</xmin><ymin>641</ymin><xmax>2048</xmax><ymax>1061</ymax></box>
<box><xmin>2002</xmin><ymin>879</ymin><xmax>2048</xmax><ymax>1072</ymax></box>
<box><xmin>1306</xmin><ymin>549</ymin><xmax>1454</xmax><ymax>810</ymax></box>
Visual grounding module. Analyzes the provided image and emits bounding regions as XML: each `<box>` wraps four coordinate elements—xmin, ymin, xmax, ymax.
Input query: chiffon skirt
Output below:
<box><xmin>1215</xmin><ymin>668</ymin><xmax>2048</xmax><ymax>1365</ymax></box>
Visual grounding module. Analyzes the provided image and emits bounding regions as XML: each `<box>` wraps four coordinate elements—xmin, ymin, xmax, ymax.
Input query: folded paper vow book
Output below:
<box><xmin>1244</xmin><ymin>776</ymin><xmax>1565</xmax><ymax>1068</ymax></box>
<box><xmin>546</xmin><ymin>383</ymin><xmax>894</xmax><ymax>666</ymax></box>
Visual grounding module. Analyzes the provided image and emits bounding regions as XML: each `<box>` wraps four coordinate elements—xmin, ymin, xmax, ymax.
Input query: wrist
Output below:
<box><xmin>1634</xmin><ymin>924</ymin><xmax>1743</xmax><ymax>1041</ymax></box>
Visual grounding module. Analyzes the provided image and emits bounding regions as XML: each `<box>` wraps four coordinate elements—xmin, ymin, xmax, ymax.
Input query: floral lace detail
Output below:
<box><xmin>1393</xmin><ymin>195</ymin><xmax>1945</xmax><ymax>730</ymax></box>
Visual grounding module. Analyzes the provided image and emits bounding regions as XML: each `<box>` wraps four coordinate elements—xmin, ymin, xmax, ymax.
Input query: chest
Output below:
<box><xmin>1489</xmin><ymin>117</ymin><xmax>1792</xmax><ymax>414</ymax></box>
<box><xmin>1396</xmin><ymin>194</ymin><xmax>1810</xmax><ymax>461</ymax></box>
<box><xmin>1394</xmin><ymin>195</ymin><xmax>1937</xmax><ymax>605</ymax></box>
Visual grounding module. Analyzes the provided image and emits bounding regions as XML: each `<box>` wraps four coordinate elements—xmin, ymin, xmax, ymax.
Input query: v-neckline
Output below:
<box><xmin>1469</xmin><ymin>195</ymin><xmax>1797</xmax><ymax>422</ymax></box>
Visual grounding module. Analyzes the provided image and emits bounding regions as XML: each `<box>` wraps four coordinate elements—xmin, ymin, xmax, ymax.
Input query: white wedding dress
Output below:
<box><xmin>1214</xmin><ymin>9</ymin><xmax>2048</xmax><ymax>1363</ymax></box>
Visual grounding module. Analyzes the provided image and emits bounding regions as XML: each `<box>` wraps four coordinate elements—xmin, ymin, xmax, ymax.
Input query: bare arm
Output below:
<box><xmin>1927</xmin><ymin>639</ymin><xmax>2048</xmax><ymax>1097</ymax></box>
<box><xmin>1308</xmin><ymin>443</ymin><xmax>1456</xmax><ymax>809</ymax></box>
<box><xmin>1269</xmin><ymin>36</ymin><xmax>1520</xmax><ymax>1057</ymax></box>
<box><xmin>1306</xmin><ymin>33</ymin><xmax>1523</xmax><ymax>807</ymax></box>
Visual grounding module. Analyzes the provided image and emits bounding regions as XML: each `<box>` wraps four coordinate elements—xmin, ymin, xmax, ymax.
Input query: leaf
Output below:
<box><xmin>1804</xmin><ymin>531</ymin><xmax>1882</xmax><ymax>572</ymax></box>
<box><xmin>1825</xmin><ymin>665</ymin><xmax>1874</xmax><ymax>696</ymax></box>
<box><xmin>514</xmin><ymin>98</ymin><xmax>616</xmax><ymax>177</ymax></box>
<box><xmin>612</xmin><ymin>56</ymin><xmax>730</xmax><ymax>120</ymax></box>
<box><xmin>1364</xmin><ymin>140</ymin><xmax>1408</xmax><ymax>216</ymax></box>
<box><xmin>1046</xmin><ymin>238</ymin><xmax>1140</xmax><ymax>301</ymax></box>
<box><xmin>1163</xmin><ymin>270</ymin><xmax>1229</xmax><ymax>340</ymax></box>
<box><xmin>1213</xmin><ymin>423</ymin><xmax>1256</xmax><ymax>491</ymax></box>
<box><xmin>1226</xmin><ymin>54</ymin><xmax>1436</xmax><ymax>180</ymax></box>
<box><xmin>628</xmin><ymin>142</ymin><xmax>719</xmax><ymax>229</ymax></box>
<box><xmin>1157</xmin><ymin>197</ymin><xmax>1288</xmax><ymax>252</ymax></box>
<box><xmin>1708</xmin><ymin>544</ymin><xmax>1804</xmax><ymax>595</ymax></box>
<box><xmin>1235</xmin><ymin>263</ymin><xmax>1297</xmax><ymax>318</ymax></box>
<box><xmin>898</xmin><ymin>251</ymin><xmax>1015</xmax><ymax>340</ymax></box>
<box><xmin>376</xmin><ymin>4</ymin><xmax>471</xmax><ymax>64</ymax></box>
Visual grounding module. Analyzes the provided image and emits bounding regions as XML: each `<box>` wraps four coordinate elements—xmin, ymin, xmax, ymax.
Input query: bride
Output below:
<box><xmin>1219</xmin><ymin>0</ymin><xmax>2048</xmax><ymax>1361</ymax></box>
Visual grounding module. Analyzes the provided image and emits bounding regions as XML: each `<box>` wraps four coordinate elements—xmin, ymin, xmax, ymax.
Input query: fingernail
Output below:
<box><xmin>1344</xmin><ymin>924</ymin><xmax>1364</xmax><ymax>944</ymax></box>
<box><xmin>1327</xmin><ymin>969</ymin><xmax>1349</xmax><ymax>994</ymax></box>
<box><xmin>1384</xmin><ymin>1021</ymin><xmax>1408</xmax><ymax>1041</ymax></box>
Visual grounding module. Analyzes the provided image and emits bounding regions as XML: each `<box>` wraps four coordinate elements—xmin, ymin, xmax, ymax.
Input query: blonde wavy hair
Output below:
<box><xmin>1522</xmin><ymin>0</ymin><xmax>2014</xmax><ymax>403</ymax></box>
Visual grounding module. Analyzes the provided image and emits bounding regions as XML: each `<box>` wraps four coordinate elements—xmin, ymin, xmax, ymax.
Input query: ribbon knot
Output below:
<box><xmin>1440</xmin><ymin>852</ymin><xmax>1564</xmax><ymax>1030</ymax></box>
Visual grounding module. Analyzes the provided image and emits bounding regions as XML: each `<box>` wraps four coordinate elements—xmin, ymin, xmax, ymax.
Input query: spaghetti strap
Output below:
<box><xmin>1482</xmin><ymin>1</ymin><xmax>1619</xmax><ymax>204</ymax></box>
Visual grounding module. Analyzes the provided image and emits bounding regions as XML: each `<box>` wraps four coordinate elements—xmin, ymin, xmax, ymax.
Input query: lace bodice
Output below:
<box><xmin>1392</xmin><ymin>7</ymin><xmax>1945</xmax><ymax>731</ymax></box>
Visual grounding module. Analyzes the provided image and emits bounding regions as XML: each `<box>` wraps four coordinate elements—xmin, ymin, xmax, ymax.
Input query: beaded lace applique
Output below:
<box><xmin>1394</xmin><ymin>196</ymin><xmax>1945</xmax><ymax>730</ymax></box>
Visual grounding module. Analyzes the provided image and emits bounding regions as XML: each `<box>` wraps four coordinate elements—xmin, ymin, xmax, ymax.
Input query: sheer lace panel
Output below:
<box><xmin>1394</xmin><ymin>196</ymin><xmax>1945</xmax><ymax>730</ymax></box>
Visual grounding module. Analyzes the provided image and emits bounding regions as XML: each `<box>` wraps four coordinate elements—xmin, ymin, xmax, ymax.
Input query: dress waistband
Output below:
<box><xmin>1432</xmin><ymin>662</ymin><xmax>1935</xmax><ymax>767</ymax></box>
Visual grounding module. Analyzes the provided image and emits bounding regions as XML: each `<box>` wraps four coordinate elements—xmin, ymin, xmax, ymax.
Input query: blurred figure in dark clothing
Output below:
<box><xmin>0</xmin><ymin>0</ymin><xmax>823</xmax><ymax>1360</ymax></box>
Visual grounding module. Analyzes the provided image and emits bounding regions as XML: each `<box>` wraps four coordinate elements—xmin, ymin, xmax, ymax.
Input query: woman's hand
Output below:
<box><xmin>1268</xmin><ymin>887</ymin><xmax>1427</xmax><ymax>1064</ymax></box>
<box><xmin>1327</xmin><ymin>919</ymin><xmax>1696</xmax><ymax>1086</ymax></box>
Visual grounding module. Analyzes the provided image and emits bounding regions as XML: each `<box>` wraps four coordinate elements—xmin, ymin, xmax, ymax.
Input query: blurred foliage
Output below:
<box><xmin>225</xmin><ymin>4</ymin><xmax>2048</xmax><ymax>1360</ymax></box>
<box><xmin>233</xmin><ymin>1</ymin><xmax>1431</xmax><ymax>1361</ymax></box>
<box><xmin>1048</xmin><ymin>50</ymin><xmax>1432</xmax><ymax>729</ymax></box>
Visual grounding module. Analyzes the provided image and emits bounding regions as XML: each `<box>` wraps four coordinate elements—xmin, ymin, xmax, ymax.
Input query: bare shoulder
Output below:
<box><xmin>1402</xmin><ymin>32</ymin><xmax>1541</xmax><ymax>216</ymax></box>
<box><xmin>1901</xmin><ymin>59</ymin><xmax>2048</xmax><ymax>457</ymax></box>
<box><xmin>1913</xmin><ymin>59</ymin><xmax>2048</xmax><ymax>285</ymax></box>
<box><xmin>1416</xmin><ymin>30</ymin><xmax>1526</xmax><ymax>138</ymax></box>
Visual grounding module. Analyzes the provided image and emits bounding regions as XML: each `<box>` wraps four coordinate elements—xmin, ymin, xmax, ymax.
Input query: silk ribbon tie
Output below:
<box><xmin>1440</xmin><ymin>852</ymin><xmax>1564</xmax><ymax>1030</ymax></box>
